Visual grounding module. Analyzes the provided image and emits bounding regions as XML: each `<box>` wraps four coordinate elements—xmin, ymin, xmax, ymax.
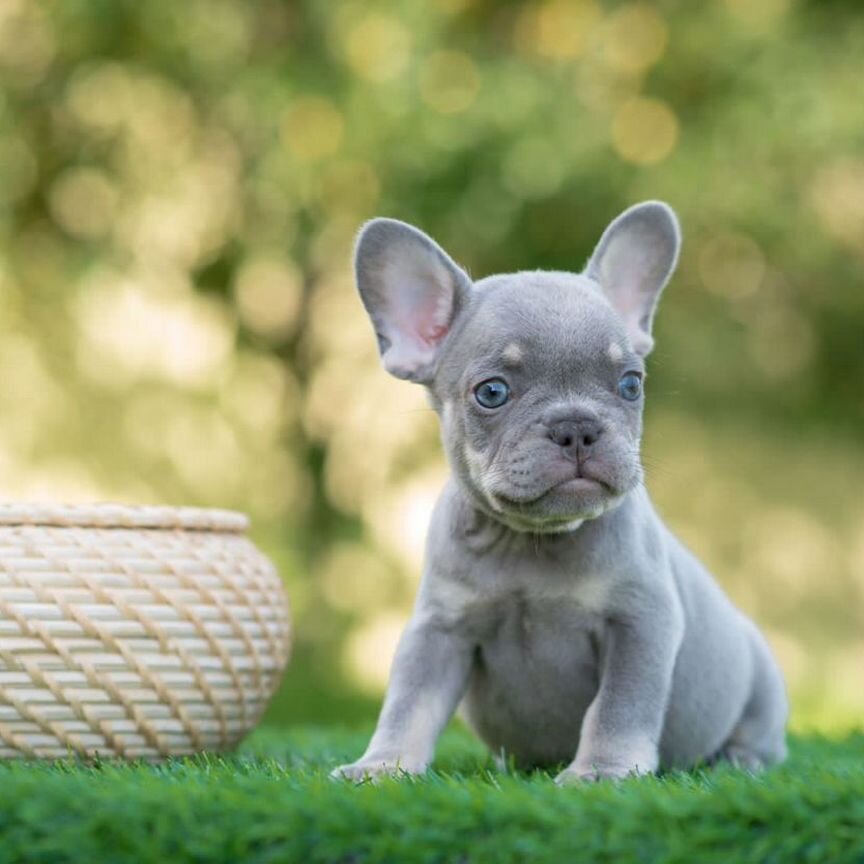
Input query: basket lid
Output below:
<box><xmin>0</xmin><ymin>503</ymin><xmax>249</xmax><ymax>532</ymax></box>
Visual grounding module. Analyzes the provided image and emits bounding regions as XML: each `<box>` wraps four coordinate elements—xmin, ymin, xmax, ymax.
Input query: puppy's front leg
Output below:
<box><xmin>557</xmin><ymin>597</ymin><xmax>684</xmax><ymax>784</ymax></box>
<box><xmin>332</xmin><ymin>614</ymin><xmax>473</xmax><ymax>781</ymax></box>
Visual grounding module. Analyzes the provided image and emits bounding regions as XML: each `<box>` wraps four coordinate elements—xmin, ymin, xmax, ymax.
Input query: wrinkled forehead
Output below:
<box><xmin>441</xmin><ymin>272</ymin><xmax>633</xmax><ymax>380</ymax></box>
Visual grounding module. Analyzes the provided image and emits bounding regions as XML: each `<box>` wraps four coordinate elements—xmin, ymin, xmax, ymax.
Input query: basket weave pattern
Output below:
<box><xmin>0</xmin><ymin>505</ymin><xmax>291</xmax><ymax>759</ymax></box>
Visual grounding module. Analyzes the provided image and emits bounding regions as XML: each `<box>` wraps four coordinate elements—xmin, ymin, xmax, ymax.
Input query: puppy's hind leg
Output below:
<box><xmin>717</xmin><ymin>625</ymin><xmax>788</xmax><ymax>771</ymax></box>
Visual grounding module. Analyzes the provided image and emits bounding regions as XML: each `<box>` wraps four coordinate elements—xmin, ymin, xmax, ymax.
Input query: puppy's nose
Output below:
<box><xmin>547</xmin><ymin>418</ymin><xmax>604</xmax><ymax>453</ymax></box>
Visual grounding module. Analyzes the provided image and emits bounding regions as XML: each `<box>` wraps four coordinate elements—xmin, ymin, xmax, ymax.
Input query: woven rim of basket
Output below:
<box><xmin>0</xmin><ymin>503</ymin><xmax>249</xmax><ymax>532</ymax></box>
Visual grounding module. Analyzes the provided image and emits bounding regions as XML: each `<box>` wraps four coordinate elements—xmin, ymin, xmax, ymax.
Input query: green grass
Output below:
<box><xmin>0</xmin><ymin>727</ymin><xmax>862</xmax><ymax>864</ymax></box>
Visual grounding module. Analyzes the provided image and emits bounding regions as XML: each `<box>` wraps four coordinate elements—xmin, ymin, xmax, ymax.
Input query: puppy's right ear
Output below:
<box><xmin>355</xmin><ymin>218</ymin><xmax>471</xmax><ymax>383</ymax></box>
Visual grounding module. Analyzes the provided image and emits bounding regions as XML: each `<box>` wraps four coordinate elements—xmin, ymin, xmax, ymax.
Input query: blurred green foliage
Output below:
<box><xmin>0</xmin><ymin>0</ymin><xmax>862</xmax><ymax>729</ymax></box>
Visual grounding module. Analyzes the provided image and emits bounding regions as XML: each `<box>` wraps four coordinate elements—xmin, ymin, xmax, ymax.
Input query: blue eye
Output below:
<box><xmin>618</xmin><ymin>372</ymin><xmax>643</xmax><ymax>401</ymax></box>
<box><xmin>474</xmin><ymin>378</ymin><xmax>510</xmax><ymax>409</ymax></box>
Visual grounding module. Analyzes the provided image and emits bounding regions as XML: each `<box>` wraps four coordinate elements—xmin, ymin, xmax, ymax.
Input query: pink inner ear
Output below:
<box><xmin>391</xmin><ymin>274</ymin><xmax>453</xmax><ymax>350</ymax></box>
<box><xmin>374</xmin><ymin>249</ymin><xmax>461</xmax><ymax>379</ymax></box>
<box><xmin>419</xmin><ymin>322</ymin><xmax>449</xmax><ymax>346</ymax></box>
<box><xmin>390</xmin><ymin>305</ymin><xmax>451</xmax><ymax>350</ymax></box>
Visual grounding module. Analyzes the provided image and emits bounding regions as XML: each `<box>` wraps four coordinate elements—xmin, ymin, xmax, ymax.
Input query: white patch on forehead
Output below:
<box><xmin>607</xmin><ymin>341</ymin><xmax>624</xmax><ymax>363</ymax></box>
<box><xmin>501</xmin><ymin>342</ymin><xmax>524</xmax><ymax>366</ymax></box>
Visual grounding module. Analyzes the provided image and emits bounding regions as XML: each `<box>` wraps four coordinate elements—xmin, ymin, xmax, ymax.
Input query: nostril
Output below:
<box><xmin>580</xmin><ymin>430</ymin><xmax>599</xmax><ymax>448</ymax></box>
<box><xmin>548</xmin><ymin>423</ymin><xmax>577</xmax><ymax>448</ymax></box>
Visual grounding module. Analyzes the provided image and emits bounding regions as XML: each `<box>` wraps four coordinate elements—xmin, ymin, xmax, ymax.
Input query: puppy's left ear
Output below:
<box><xmin>585</xmin><ymin>201</ymin><xmax>680</xmax><ymax>356</ymax></box>
<box><xmin>355</xmin><ymin>218</ymin><xmax>471</xmax><ymax>383</ymax></box>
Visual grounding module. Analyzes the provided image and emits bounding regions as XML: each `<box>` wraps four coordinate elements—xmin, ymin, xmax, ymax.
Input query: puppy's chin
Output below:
<box><xmin>484</xmin><ymin>478</ymin><xmax>627</xmax><ymax>534</ymax></box>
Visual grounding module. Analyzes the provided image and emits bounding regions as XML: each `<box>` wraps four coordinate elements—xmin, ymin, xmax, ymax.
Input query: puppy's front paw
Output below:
<box><xmin>555</xmin><ymin>750</ymin><xmax>657</xmax><ymax>784</ymax></box>
<box><xmin>554</xmin><ymin>763</ymin><xmax>640</xmax><ymax>785</ymax></box>
<box><xmin>716</xmin><ymin>744</ymin><xmax>768</xmax><ymax>773</ymax></box>
<box><xmin>330</xmin><ymin>756</ymin><xmax>425</xmax><ymax>783</ymax></box>
<box><xmin>558</xmin><ymin>736</ymin><xmax>659</xmax><ymax>784</ymax></box>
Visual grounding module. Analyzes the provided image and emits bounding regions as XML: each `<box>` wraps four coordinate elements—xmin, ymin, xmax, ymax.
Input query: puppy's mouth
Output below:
<box><xmin>477</xmin><ymin>461</ymin><xmax>628</xmax><ymax>533</ymax></box>
<box><xmin>491</xmin><ymin>470</ymin><xmax>612</xmax><ymax>509</ymax></box>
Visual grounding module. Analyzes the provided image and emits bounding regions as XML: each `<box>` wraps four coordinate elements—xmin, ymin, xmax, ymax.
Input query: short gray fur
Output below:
<box><xmin>334</xmin><ymin>202</ymin><xmax>788</xmax><ymax>783</ymax></box>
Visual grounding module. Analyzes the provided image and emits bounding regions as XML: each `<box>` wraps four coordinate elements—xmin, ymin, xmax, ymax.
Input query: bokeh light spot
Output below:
<box><xmin>49</xmin><ymin>168</ymin><xmax>118</xmax><ymax>240</ymax></box>
<box><xmin>366</xmin><ymin>469</ymin><xmax>446</xmax><ymax>573</ymax></box>
<box><xmin>420</xmin><ymin>51</ymin><xmax>481</xmax><ymax>114</ymax></box>
<box><xmin>321</xmin><ymin>160</ymin><xmax>380</xmax><ymax>213</ymax></box>
<box><xmin>281</xmin><ymin>96</ymin><xmax>344</xmax><ymax>161</ymax></box>
<box><xmin>698</xmin><ymin>232</ymin><xmax>766</xmax><ymax>300</ymax></box>
<box><xmin>751</xmin><ymin>508</ymin><xmax>834</xmax><ymax>602</ymax></box>
<box><xmin>603</xmin><ymin>3</ymin><xmax>668</xmax><ymax>74</ymax></box>
<box><xmin>809</xmin><ymin>159</ymin><xmax>864</xmax><ymax>253</ymax></box>
<box><xmin>235</xmin><ymin>255</ymin><xmax>303</xmax><ymax>339</ymax></box>
<box><xmin>514</xmin><ymin>0</ymin><xmax>601</xmax><ymax>60</ymax></box>
<box><xmin>345</xmin><ymin>15</ymin><xmax>412</xmax><ymax>83</ymax></box>
<box><xmin>66</xmin><ymin>64</ymin><xmax>135</xmax><ymax>132</ymax></box>
<box><xmin>611</xmin><ymin>97</ymin><xmax>678</xmax><ymax>164</ymax></box>
<box><xmin>320</xmin><ymin>543</ymin><xmax>398</xmax><ymax>615</ymax></box>
<box><xmin>0</xmin><ymin>0</ymin><xmax>55</xmax><ymax>87</ymax></box>
<box><xmin>75</xmin><ymin>270</ymin><xmax>235</xmax><ymax>387</ymax></box>
<box><xmin>176</xmin><ymin>0</ymin><xmax>252</xmax><ymax>71</ymax></box>
<box><xmin>724</xmin><ymin>0</ymin><xmax>790</xmax><ymax>31</ymax></box>
<box><xmin>343</xmin><ymin>612</ymin><xmax>408</xmax><ymax>695</ymax></box>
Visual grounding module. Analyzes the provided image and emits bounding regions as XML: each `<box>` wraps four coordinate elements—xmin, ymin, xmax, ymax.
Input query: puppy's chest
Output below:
<box><xmin>478</xmin><ymin>589</ymin><xmax>605</xmax><ymax>644</ymax></box>
<box><xmin>447</xmin><ymin>554</ymin><xmax>612</xmax><ymax>645</ymax></box>
<box><xmin>453</xmin><ymin>584</ymin><xmax>607</xmax><ymax>689</ymax></box>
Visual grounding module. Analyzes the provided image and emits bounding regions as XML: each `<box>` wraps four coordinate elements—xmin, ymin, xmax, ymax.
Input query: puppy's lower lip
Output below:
<box><xmin>551</xmin><ymin>477</ymin><xmax>601</xmax><ymax>494</ymax></box>
<box><xmin>494</xmin><ymin>476</ymin><xmax>606</xmax><ymax>507</ymax></box>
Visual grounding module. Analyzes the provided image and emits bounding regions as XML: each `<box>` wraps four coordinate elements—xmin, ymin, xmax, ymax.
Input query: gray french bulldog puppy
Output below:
<box><xmin>333</xmin><ymin>201</ymin><xmax>788</xmax><ymax>783</ymax></box>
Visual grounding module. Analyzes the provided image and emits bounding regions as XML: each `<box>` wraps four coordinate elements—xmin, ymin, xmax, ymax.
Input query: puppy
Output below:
<box><xmin>334</xmin><ymin>202</ymin><xmax>788</xmax><ymax>783</ymax></box>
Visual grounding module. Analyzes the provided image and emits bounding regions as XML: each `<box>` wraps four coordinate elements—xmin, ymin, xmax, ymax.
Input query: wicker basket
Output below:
<box><xmin>0</xmin><ymin>503</ymin><xmax>291</xmax><ymax>759</ymax></box>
